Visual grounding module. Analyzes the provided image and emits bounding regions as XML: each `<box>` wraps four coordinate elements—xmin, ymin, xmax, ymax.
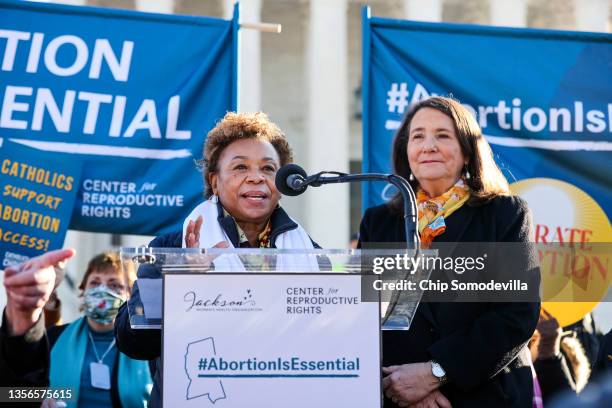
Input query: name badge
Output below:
<box><xmin>90</xmin><ymin>362</ymin><xmax>111</xmax><ymax>390</ymax></box>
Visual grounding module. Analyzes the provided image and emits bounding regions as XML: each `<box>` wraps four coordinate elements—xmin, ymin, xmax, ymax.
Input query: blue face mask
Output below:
<box><xmin>81</xmin><ymin>285</ymin><xmax>126</xmax><ymax>325</ymax></box>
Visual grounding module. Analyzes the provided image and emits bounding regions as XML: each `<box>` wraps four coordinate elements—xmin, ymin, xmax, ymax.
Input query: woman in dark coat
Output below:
<box><xmin>359</xmin><ymin>97</ymin><xmax>540</xmax><ymax>407</ymax></box>
<box><xmin>46</xmin><ymin>252</ymin><xmax>151</xmax><ymax>408</ymax></box>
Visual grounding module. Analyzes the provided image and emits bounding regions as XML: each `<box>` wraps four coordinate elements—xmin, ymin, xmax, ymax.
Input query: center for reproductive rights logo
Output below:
<box><xmin>184</xmin><ymin>337</ymin><xmax>360</xmax><ymax>404</ymax></box>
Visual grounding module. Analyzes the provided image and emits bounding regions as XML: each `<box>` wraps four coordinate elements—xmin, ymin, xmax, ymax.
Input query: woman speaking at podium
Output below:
<box><xmin>359</xmin><ymin>97</ymin><xmax>540</xmax><ymax>407</ymax></box>
<box><xmin>115</xmin><ymin>112</ymin><xmax>320</xmax><ymax>408</ymax></box>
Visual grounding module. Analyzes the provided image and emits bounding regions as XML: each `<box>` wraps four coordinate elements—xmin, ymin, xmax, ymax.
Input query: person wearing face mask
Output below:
<box><xmin>44</xmin><ymin>252</ymin><xmax>152</xmax><ymax>408</ymax></box>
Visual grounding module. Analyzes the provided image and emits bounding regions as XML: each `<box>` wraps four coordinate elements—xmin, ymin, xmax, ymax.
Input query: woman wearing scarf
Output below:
<box><xmin>181</xmin><ymin>112</ymin><xmax>318</xmax><ymax>257</ymax></box>
<box><xmin>359</xmin><ymin>97</ymin><xmax>540</xmax><ymax>407</ymax></box>
<box><xmin>115</xmin><ymin>112</ymin><xmax>319</xmax><ymax>408</ymax></box>
<box><xmin>45</xmin><ymin>252</ymin><xmax>151</xmax><ymax>408</ymax></box>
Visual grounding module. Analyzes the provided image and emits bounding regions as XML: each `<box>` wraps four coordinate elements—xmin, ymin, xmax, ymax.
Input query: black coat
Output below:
<box><xmin>0</xmin><ymin>311</ymin><xmax>49</xmax><ymax>408</ymax></box>
<box><xmin>595</xmin><ymin>330</ymin><xmax>612</xmax><ymax>375</ymax></box>
<box><xmin>359</xmin><ymin>195</ymin><xmax>540</xmax><ymax>408</ymax></box>
<box><xmin>0</xmin><ymin>310</ymin><xmax>50</xmax><ymax>408</ymax></box>
<box><xmin>114</xmin><ymin>204</ymin><xmax>319</xmax><ymax>408</ymax></box>
<box><xmin>0</xmin><ymin>310</ymin><xmax>49</xmax><ymax>387</ymax></box>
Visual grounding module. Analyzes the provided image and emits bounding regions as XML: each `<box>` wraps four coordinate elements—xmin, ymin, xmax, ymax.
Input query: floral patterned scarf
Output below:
<box><xmin>417</xmin><ymin>178</ymin><xmax>470</xmax><ymax>248</ymax></box>
<box><xmin>223</xmin><ymin>208</ymin><xmax>272</xmax><ymax>248</ymax></box>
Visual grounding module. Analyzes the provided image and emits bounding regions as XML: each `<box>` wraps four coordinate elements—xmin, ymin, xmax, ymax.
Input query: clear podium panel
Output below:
<box><xmin>120</xmin><ymin>248</ymin><xmax>437</xmax><ymax>331</ymax></box>
<box><xmin>162</xmin><ymin>272</ymin><xmax>380</xmax><ymax>407</ymax></box>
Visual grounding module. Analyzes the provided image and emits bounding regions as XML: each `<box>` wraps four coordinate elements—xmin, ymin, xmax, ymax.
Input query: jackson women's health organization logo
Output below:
<box><xmin>183</xmin><ymin>288</ymin><xmax>262</xmax><ymax>312</ymax></box>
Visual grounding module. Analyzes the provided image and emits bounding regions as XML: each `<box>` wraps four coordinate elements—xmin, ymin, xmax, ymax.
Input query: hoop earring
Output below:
<box><xmin>210</xmin><ymin>194</ymin><xmax>219</xmax><ymax>204</ymax></box>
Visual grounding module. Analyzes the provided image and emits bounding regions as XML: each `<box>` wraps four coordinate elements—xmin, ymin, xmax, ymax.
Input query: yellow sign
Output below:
<box><xmin>511</xmin><ymin>178</ymin><xmax>612</xmax><ymax>327</ymax></box>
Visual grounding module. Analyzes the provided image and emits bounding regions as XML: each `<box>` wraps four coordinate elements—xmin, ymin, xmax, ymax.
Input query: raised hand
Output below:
<box><xmin>185</xmin><ymin>215</ymin><xmax>203</xmax><ymax>248</ymax></box>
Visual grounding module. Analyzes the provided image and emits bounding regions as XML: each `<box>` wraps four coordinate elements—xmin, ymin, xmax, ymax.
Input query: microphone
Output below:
<box><xmin>274</xmin><ymin>163</ymin><xmax>422</xmax><ymax>330</ymax></box>
<box><xmin>275</xmin><ymin>164</ymin><xmax>420</xmax><ymax>251</ymax></box>
<box><xmin>275</xmin><ymin>164</ymin><xmax>309</xmax><ymax>196</ymax></box>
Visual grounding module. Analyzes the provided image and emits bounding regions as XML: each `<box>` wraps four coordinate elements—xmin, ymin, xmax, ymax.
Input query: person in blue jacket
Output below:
<box><xmin>46</xmin><ymin>252</ymin><xmax>152</xmax><ymax>408</ymax></box>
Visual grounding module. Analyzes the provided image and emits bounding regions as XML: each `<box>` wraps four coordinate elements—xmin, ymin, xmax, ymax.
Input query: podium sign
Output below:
<box><xmin>162</xmin><ymin>273</ymin><xmax>381</xmax><ymax>408</ymax></box>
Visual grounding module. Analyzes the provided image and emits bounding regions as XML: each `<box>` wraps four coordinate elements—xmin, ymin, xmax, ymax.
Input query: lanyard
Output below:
<box><xmin>87</xmin><ymin>330</ymin><xmax>116</xmax><ymax>364</ymax></box>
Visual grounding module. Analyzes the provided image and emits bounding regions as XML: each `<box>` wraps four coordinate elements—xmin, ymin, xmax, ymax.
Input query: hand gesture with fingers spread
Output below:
<box><xmin>185</xmin><ymin>215</ymin><xmax>203</xmax><ymax>248</ymax></box>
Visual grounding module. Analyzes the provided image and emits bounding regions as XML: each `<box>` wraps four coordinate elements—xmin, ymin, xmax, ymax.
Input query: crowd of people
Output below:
<box><xmin>2</xmin><ymin>99</ymin><xmax>611</xmax><ymax>407</ymax></box>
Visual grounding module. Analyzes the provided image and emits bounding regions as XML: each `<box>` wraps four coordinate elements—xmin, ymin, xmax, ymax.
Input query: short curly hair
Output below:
<box><xmin>201</xmin><ymin>112</ymin><xmax>293</xmax><ymax>198</ymax></box>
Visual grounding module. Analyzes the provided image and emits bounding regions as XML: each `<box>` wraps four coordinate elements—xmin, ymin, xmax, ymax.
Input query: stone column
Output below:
<box><xmin>135</xmin><ymin>0</ymin><xmax>174</xmax><ymax>14</ymax></box>
<box><xmin>574</xmin><ymin>0</ymin><xmax>609</xmax><ymax>32</ymax></box>
<box><xmin>404</xmin><ymin>0</ymin><xmax>442</xmax><ymax>21</ymax></box>
<box><xmin>223</xmin><ymin>0</ymin><xmax>262</xmax><ymax>112</ymax></box>
<box><xmin>490</xmin><ymin>0</ymin><xmax>527</xmax><ymax>27</ymax></box>
<box><xmin>305</xmin><ymin>0</ymin><xmax>349</xmax><ymax>248</ymax></box>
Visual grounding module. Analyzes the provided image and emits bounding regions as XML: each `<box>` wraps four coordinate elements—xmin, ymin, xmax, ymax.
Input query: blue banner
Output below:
<box><xmin>362</xmin><ymin>7</ymin><xmax>612</xmax><ymax>226</ymax></box>
<box><xmin>0</xmin><ymin>139</ymin><xmax>81</xmax><ymax>266</ymax></box>
<box><xmin>0</xmin><ymin>0</ymin><xmax>237</xmax><ymax>235</ymax></box>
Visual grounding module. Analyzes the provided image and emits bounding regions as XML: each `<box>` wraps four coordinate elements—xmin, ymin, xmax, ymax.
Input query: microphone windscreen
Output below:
<box><xmin>275</xmin><ymin>164</ymin><xmax>308</xmax><ymax>196</ymax></box>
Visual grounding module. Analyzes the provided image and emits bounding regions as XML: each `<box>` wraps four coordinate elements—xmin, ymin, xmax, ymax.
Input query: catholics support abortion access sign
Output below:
<box><xmin>0</xmin><ymin>0</ymin><xmax>237</xmax><ymax>235</ymax></box>
<box><xmin>0</xmin><ymin>139</ymin><xmax>81</xmax><ymax>266</ymax></box>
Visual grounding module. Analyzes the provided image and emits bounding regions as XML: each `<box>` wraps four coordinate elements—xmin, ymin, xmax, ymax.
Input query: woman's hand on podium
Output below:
<box><xmin>184</xmin><ymin>240</ymin><xmax>230</xmax><ymax>270</ymax></box>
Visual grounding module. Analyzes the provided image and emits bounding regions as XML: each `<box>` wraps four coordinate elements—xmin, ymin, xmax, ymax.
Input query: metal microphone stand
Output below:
<box><xmin>303</xmin><ymin>171</ymin><xmax>420</xmax><ymax>250</ymax></box>
<box><xmin>300</xmin><ymin>171</ymin><xmax>422</xmax><ymax>327</ymax></box>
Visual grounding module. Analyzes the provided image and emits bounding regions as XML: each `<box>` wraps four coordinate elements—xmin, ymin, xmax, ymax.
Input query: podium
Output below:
<box><xmin>120</xmin><ymin>248</ymin><xmax>434</xmax><ymax>408</ymax></box>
